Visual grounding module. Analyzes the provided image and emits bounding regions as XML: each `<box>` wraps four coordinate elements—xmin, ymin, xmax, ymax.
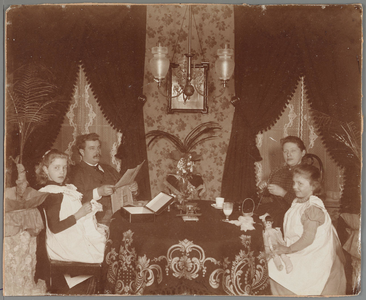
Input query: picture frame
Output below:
<box><xmin>167</xmin><ymin>62</ymin><xmax>209</xmax><ymax>114</ymax></box>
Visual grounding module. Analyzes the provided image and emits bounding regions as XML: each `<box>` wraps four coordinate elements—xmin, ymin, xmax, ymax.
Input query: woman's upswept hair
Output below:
<box><xmin>280</xmin><ymin>135</ymin><xmax>306</xmax><ymax>152</ymax></box>
<box><xmin>293</xmin><ymin>164</ymin><xmax>323</xmax><ymax>196</ymax></box>
<box><xmin>35</xmin><ymin>149</ymin><xmax>69</xmax><ymax>185</ymax></box>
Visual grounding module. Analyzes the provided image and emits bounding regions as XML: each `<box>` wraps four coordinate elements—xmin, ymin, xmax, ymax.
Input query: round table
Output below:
<box><xmin>102</xmin><ymin>200</ymin><xmax>270</xmax><ymax>295</ymax></box>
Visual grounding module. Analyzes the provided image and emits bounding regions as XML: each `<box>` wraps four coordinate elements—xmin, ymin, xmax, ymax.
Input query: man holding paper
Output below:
<box><xmin>70</xmin><ymin>133</ymin><xmax>138</xmax><ymax>225</ymax></box>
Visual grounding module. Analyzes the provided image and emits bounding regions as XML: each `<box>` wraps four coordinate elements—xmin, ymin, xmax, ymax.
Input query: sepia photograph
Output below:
<box><xmin>3</xmin><ymin>2</ymin><xmax>363</xmax><ymax>297</ymax></box>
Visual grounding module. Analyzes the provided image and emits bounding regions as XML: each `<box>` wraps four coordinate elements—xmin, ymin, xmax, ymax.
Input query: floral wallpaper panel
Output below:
<box><xmin>143</xmin><ymin>5</ymin><xmax>235</xmax><ymax>200</ymax></box>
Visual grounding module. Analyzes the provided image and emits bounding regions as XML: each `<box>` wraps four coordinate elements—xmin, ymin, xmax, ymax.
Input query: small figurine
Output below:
<box><xmin>260</xmin><ymin>213</ymin><xmax>293</xmax><ymax>274</ymax></box>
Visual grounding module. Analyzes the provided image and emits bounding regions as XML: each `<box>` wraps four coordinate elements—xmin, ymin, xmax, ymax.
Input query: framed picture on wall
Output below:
<box><xmin>167</xmin><ymin>62</ymin><xmax>208</xmax><ymax>114</ymax></box>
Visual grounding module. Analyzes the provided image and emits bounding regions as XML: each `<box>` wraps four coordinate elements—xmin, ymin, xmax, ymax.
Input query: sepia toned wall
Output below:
<box><xmin>142</xmin><ymin>5</ymin><xmax>235</xmax><ymax>199</ymax></box>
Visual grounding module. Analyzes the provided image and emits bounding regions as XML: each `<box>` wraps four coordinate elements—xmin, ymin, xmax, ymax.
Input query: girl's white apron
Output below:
<box><xmin>268</xmin><ymin>195</ymin><xmax>335</xmax><ymax>295</ymax></box>
<box><xmin>40</xmin><ymin>184</ymin><xmax>106</xmax><ymax>263</ymax></box>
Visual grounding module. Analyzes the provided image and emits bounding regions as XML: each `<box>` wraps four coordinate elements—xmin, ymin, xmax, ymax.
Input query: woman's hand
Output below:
<box><xmin>273</xmin><ymin>244</ymin><xmax>291</xmax><ymax>255</ymax></box>
<box><xmin>258</xmin><ymin>181</ymin><xmax>268</xmax><ymax>191</ymax></box>
<box><xmin>74</xmin><ymin>202</ymin><xmax>92</xmax><ymax>220</ymax></box>
<box><xmin>267</xmin><ymin>184</ymin><xmax>287</xmax><ymax>197</ymax></box>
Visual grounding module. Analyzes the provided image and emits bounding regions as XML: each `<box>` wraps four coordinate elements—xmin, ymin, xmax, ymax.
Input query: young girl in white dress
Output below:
<box><xmin>36</xmin><ymin>149</ymin><xmax>106</xmax><ymax>263</ymax></box>
<box><xmin>268</xmin><ymin>164</ymin><xmax>346</xmax><ymax>295</ymax></box>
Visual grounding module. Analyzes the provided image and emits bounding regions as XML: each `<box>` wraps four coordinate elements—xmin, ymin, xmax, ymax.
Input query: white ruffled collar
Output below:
<box><xmin>39</xmin><ymin>183</ymin><xmax>83</xmax><ymax>201</ymax></box>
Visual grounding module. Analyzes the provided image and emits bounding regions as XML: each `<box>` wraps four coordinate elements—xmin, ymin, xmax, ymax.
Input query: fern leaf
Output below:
<box><xmin>146</xmin><ymin>130</ymin><xmax>185</xmax><ymax>152</ymax></box>
<box><xmin>189</xmin><ymin>136</ymin><xmax>218</xmax><ymax>150</ymax></box>
<box><xmin>311</xmin><ymin>109</ymin><xmax>361</xmax><ymax>163</ymax></box>
<box><xmin>185</xmin><ymin>122</ymin><xmax>221</xmax><ymax>151</ymax></box>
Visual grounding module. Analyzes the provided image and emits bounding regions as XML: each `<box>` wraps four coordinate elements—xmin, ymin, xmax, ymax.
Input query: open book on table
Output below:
<box><xmin>111</xmin><ymin>160</ymin><xmax>145</xmax><ymax>213</ymax></box>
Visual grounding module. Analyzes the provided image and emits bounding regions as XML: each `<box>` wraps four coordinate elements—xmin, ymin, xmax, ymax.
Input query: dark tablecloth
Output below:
<box><xmin>101</xmin><ymin>200</ymin><xmax>270</xmax><ymax>295</ymax></box>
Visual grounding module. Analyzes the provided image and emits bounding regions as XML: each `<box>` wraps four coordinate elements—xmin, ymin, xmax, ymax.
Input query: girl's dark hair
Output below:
<box><xmin>280</xmin><ymin>136</ymin><xmax>306</xmax><ymax>152</ymax></box>
<box><xmin>293</xmin><ymin>164</ymin><xmax>323</xmax><ymax>196</ymax></box>
<box><xmin>35</xmin><ymin>149</ymin><xmax>69</xmax><ymax>185</ymax></box>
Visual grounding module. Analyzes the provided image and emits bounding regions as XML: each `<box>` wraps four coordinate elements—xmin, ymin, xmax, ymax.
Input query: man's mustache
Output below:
<box><xmin>93</xmin><ymin>153</ymin><xmax>101</xmax><ymax>158</ymax></box>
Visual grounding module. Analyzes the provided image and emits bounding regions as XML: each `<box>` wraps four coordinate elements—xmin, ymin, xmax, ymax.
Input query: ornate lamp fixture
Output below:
<box><xmin>149</xmin><ymin>6</ymin><xmax>235</xmax><ymax>103</ymax></box>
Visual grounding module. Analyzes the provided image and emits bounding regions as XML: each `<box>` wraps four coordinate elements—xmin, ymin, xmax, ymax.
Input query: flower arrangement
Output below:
<box><xmin>176</xmin><ymin>154</ymin><xmax>196</xmax><ymax>200</ymax></box>
<box><xmin>177</xmin><ymin>154</ymin><xmax>194</xmax><ymax>180</ymax></box>
<box><xmin>146</xmin><ymin>122</ymin><xmax>220</xmax><ymax>204</ymax></box>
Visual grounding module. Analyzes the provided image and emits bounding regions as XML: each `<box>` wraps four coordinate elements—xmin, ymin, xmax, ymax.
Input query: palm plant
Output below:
<box><xmin>146</xmin><ymin>121</ymin><xmax>222</xmax><ymax>160</ymax></box>
<box><xmin>7</xmin><ymin>63</ymin><xmax>60</xmax><ymax>164</ymax></box>
<box><xmin>6</xmin><ymin>63</ymin><xmax>60</xmax><ymax>201</ymax></box>
<box><xmin>310</xmin><ymin>109</ymin><xmax>361</xmax><ymax>166</ymax></box>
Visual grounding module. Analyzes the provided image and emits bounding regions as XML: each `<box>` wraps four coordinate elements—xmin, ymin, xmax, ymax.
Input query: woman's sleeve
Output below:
<box><xmin>43</xmin><ymin>193</ymin><xmax>77</xmax><ymax>234</ymax></box>
<box><xmin>269</xmin><ymin>167</ymin><xmax>296</xmax><ymax>205</ymax></box>
<box><xmin>289</xmin><ymin>207</ymin><xmax>324</xmax><ymax>253</ymax></box>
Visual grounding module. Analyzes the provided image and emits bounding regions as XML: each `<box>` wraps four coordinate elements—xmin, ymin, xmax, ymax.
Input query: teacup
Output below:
<box><xmin>215</xmin><ymin>197</ymin><xmax>224</xmax><ymax>208</ymax></box>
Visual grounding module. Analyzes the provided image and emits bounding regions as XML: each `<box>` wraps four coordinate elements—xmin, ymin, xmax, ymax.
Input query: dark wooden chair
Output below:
<box><xmin>48</xmin><ymin>259</ymin><xmax>102</xmax><ymax>294</ymax></box>
<box><xmin>301</xmin><ymin>153</ymin><xmax>324</xmax><ymax>181</ymax></box>
<box><xmin>39</xmin><ymin>208</ymin><xmax>103</xmax><ymax>294</ymax></box>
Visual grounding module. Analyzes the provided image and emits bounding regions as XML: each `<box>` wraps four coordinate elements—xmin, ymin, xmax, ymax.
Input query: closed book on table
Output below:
<box><xmin>120</xmin><ymin>192</ymin><xmax>174</xmax><ymax>223</ymax></box>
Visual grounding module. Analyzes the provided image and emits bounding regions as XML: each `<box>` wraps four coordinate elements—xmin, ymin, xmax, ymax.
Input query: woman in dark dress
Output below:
<box><xmin>256</xmin><ymin>136</ymin><xmax>306</xmax><ymax>228</ymax></box>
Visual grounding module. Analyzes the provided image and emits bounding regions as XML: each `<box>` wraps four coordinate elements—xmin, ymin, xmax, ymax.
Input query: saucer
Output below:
<box><xmin>211</xmin><ymin>203</ymin><xmax>223</xmax><ymax>209</ymax></box>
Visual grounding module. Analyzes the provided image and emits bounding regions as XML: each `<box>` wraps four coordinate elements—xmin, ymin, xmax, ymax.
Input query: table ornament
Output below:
<box><xmin>227</xmin><ymin>216</ymin><xmax>256</xmax><ymax>232</ymax></box>
<box><xmin>211</xmin><ymin>203</ymin><xmax>223</xmax><ymax>209</ymax></box>
<box><xmin>176</xmin><ymin>202</ymin><xmax>201</xmax><ymax>220</ymax></box>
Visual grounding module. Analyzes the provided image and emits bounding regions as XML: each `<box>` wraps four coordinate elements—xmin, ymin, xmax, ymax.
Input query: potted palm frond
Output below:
<box><xmin>5</xmin><ymin>63</ymin><xmax>60</xmax><ymax>209</ymax></box>
<box><xmin>146</xmin><ymin>121</ymin><xmax>222</xmax><ymax>160</ymax></box>
<box><xmin>146</xmin><ymin>122</ymin><xmax>222</xmax><ymax>203</ymax></box>
<box><xmin>310</xmin><ymin>109</ymin><xmax>361</xmax><ymax>166</ymax></box>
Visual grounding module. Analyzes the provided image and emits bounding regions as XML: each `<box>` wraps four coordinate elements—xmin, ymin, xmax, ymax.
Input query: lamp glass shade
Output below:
<box><xmin>150</xmin><ymin>46</ymin><xmax>170</xmax><ymax>80</ymax></box>
<box><xmin>215</xmin><ymin>48</ymin><xmax>235</xmax><ymax>81</ymax></box>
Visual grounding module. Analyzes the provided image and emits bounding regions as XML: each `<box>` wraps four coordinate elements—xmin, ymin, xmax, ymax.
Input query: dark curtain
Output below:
<box><xmin>223</xmin><ymin>5</ymin><xmax>362</xmax><ymax>211</ymax></box>
<box><xmin>81</xmin><ymin>6</ymin><xmax>151</xmax><ymax>199</ymax></box>
<box><xmin>221</xmin><ymin>6</ymin><xmax>303</xmax><ymax>202</ymax></box>
<box><xmin>6</xmin><ymin>5</ymin><xmax>150</xmax><ymax>197</ymax></box>
<box><xmin>299</xmin><ymin>6</ymin><xmax>362</xmax><ymax>213</ymax></box>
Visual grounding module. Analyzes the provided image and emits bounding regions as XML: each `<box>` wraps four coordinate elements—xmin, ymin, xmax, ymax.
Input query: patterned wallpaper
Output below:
<box><xmin>143</xmin><ymin>5</ymin><xmax>235</xmax><ymax>200</ymax></box>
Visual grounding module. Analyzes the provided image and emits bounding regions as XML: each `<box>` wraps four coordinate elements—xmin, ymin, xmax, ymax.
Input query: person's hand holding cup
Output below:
<box><xmin>215</xmin><ymin>197</ymin><xmax>224</xmax><ymax>209</ymax></box>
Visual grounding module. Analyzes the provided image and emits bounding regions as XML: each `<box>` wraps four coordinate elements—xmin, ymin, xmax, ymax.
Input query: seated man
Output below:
<box><xmin>70</xmin><ymin>133</ymin><xmax>137</xmax><ymax>225</ymax></box>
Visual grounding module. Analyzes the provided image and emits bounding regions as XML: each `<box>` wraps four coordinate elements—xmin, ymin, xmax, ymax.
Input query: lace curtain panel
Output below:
<box><xmin>53</xmin><ymin>66</ymin><xmax>122</xmax><ymax>171</ymax></box>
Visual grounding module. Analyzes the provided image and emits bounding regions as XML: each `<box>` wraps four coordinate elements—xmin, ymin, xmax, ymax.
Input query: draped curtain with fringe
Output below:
<box><xmin>222</xmin><ymin>5</ymin><xmax>361</xmax><ymax>211</ymax></box>
<box><xmin>221</xmin><ymin>6</ymin><xmax>303</xmax><ymax>202</ymax></box>
<box><xmin>298</xmin><ymin>6</ymin><xmax>362</xmax><ymax>213</ymax></box>
<box><xmin>6</xmin><ymin>5</ymin><xmax>150</xmax><ymax>198</ymax></box>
